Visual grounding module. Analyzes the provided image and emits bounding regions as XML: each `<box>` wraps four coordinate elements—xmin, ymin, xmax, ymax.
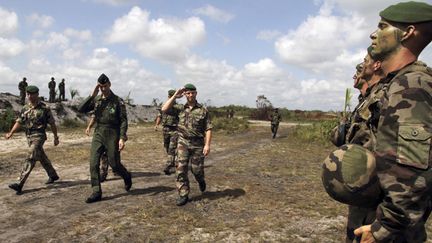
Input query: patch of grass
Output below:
<box><xmin>0</xmin><ymin>107</ymin><xmax>16</xmax><ymax>132</ymax></box>
<box><xmin>212</xmin><ymin>117</ymin><xmax>249</xmax><ymax>134</ymax></box>
<box><xmin>291</xmin><ymin>119</ymin><xmax>338</xmax><ymax>144</ymax></box>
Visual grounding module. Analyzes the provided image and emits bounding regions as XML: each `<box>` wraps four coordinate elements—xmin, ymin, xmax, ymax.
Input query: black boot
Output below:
<box><xmin>176</xmin><ymin>195</ymin><xmax>188</xmax><ymax>206</ymax></box>
<box><xmin>8</xmin><ymin>183</ymin><xmax>22</xmax><ymax>194</ymax></box>
<box><xmin>45</xmin><ymin>175</ymin><xmax>60</xmax><ymax>184</ymax></box>
<box><xmin>198</xmin><ymin>180</ymin><xmax>206</xmax><ymax>192</ymax></box>
<box><xmin>85</xmin><ymin>192</ymin><xmax>102</xmax><ymax>203</ymax></box>
<box><xmin>124</xmin><ymin>172</ymin><xmax>132</xmax><ymax>191</ymax></box>
<box><xmin>100</xmin><ymin>173</ymin><xmax>108</xmax><ymax>183</ymax></box>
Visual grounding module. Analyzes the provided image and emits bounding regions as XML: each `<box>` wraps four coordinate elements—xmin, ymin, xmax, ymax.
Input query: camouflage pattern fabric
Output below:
<box><xmin>371</xmin><ymin>61</ymin><xmax>432</xmax><ymax>242</ymax></box>
<box><xmin>15</xmin><ymin>102</ymin><xmax>58</xmax><ymax>187</ymax></box>
<box><xmin>171</xmin><ymin>102</ymin><xmax>212</xmax><ymax>196</ymax></box>
<box><xmin>270</xmin><ymin>113</ymin><xmax>281</xmax><ymax>138</ymax></box>
<box><xmin>18</xmin><ymin>80</ymin><xmax>27</xmax><ymax>105</ymax></box>
<box><xmin>158</xmin><ymin>104</ymin><xmax>181</xmax><ymax>170</ymax></box>
<box><xmin>48</xmin><ymin>80</ymin><xmax>56</xmax><ymax>103</ymax></box>
<box><xmin>78</xmin><ymin>92</ymin><xmax>130</xmax><ymax>193</ymax></box>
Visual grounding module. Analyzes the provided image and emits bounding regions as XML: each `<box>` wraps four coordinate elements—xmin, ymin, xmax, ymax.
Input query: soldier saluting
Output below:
<box><xmin>78</xmin><ymin>73</ymin><xmax>132</xmax><ymax>203</ymax></box>
<box><xmin>5</xmin><ymin>85</ymin><xmax>60</xmax><ymax>194</ymax></box>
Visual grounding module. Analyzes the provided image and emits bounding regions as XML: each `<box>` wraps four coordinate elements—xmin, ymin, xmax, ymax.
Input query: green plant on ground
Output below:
<box><xmin>292</xmin><ymin>119</ymin><xmax>339</xmax><ymax>144</ymax></box>
<box><xmin>0</xmin><ymin>108</ymin><xmax>16</xmax><ymax>132</ymax></box>
<box><xmin>212</xmin><ymin>117</ymin><xmax>249</xmax><ymax>134</ymax></box>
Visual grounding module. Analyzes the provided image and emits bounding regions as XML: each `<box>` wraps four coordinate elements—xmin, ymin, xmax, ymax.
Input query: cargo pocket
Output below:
<box><xmin>397</xmin><ymin>124</ymin><xmax>432</xmax><ymax>169</ymax></box>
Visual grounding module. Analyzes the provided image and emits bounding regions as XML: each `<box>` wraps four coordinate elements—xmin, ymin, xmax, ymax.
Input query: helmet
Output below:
<box><xmin>322</xmin><ymin>144</ymin><xmax>381</xmax><ymax>207</ymax></box>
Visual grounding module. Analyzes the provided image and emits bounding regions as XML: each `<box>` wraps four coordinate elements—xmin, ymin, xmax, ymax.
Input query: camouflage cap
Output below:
<box><xmin>168</xmin><ymin>89</ymin><xmax>176</xmax><ymax>96</ymax></box>
<box><xmin>26</xmin><ymin>85</ymin><xmax>39</xmax><ymax>94</ymax></box>
<box><xmin>184</xmin><ymin>83</ymin><xmax>196</xmax><ymax>91</ymax></box>
<box><xmin>98</xmin><ymin>73</ymin><xmax>110</xmax><ymax>84</ymax></box>
<box><xmin>322</xmin><ymin>144</ymin><xmax>382</xmax><ymax>207</ymax></box>
<box><xmin>380</xmin><ymin>1</ymin><xmax>432</xmax><ymax>23</ymax></box>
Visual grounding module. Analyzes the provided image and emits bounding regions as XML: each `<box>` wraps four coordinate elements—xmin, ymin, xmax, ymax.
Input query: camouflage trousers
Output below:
<box><xmin>17</xmin><ymin>136</ymin><xmax>58</xmax><ymax>188</ymax></box>
<box><xmin>89</xmin><ymin>127</ymin><xmax>130</xmax><ymax>193</ymax></box>
<box><xmin>163</xmin><ymin>126</ymin><xmax>178</xmax><ymax>170</ymax></box>
<box><xmin>346</xmin><ymin>206</ymin><xmax>376</xmax><ymax>243</ymax></box>
<box><xmin>176</xmin><ymin>136</ymin><xmax>205</xmax><ymax>197</ymax></box>
<box><xmin>271</xmin><ymin>123</ymin><xmax>279</xmax><ymax>138</ymax></box>
<box><xmin>19</xmin><ymin>91</ymin><xmax>26</xmax><ymax>105</ymax></box>
<box><xmin>49</xmin><ymin>91</ymin><xmax>55</xmax><ymax>103</ymax></box>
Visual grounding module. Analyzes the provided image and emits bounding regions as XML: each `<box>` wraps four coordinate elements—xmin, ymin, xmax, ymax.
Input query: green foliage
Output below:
<box><xmin>291</xmin><ymin>119</ymin><xmax>339</xmax><ymax>144</ymax></box>
<box><xmin>61</xmin><ymin>118</ymin><xmax>83</xmax><ymax>128</ymax></box>
<box><xmin>212</xmin><ymin>117</ymin><xmax>249</xmax><ymax>134</ymax></box>
<box><xmin>0</xmin><ymin>108</ymin><xmax>16</xmax><ymax>132</ymax></box>
<box><xmin>70</xmin><ymin>89</ymin><xmax>80</xmax><ymax>100</ymax></box>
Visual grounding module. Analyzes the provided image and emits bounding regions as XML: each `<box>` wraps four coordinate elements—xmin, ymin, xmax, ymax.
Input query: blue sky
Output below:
<box><xmin>0</xmin><ymin>0</ymin><xmax>431</xmax><ymax>110</ymax></box>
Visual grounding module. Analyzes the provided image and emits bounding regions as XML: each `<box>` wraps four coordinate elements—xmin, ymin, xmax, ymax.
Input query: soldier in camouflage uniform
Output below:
<box><xmin>48</xmin><ymin>77</ymin><xmax>56</xmax><ymax>103</ymax></box>
<box><xmin>161</xmin><ymin>83</ymin><xmax>213</xmax><ymax>206</ymax></box>
<box><xmin>18</xmin><ymin>77</ymin><xmax>28</xmax><ymax>105</ymax></box>
<box><xmin>354</xmin><ymin>2</ymin><xmax>432</xmax><ymax>242</ymax></box>
<box><xmin>269</xmin><ymin>108</ymin><xmax>281</xmax><ymax>139</ymax></box>
<box><xmin>78</xmin><ymin>73</ymin><xmax>132</xmax><ymax>203</ymax></box>
<box><xmin>155</xmin><ymin>89</ymin><xmax>180</xmax><ymax>175</ymax></box>
<box><xmin>5</xmin><ymin>85</ymin><xmax>60</xmax><ymax>194</ymax></box>
<box><xmin>58</xmin><ymin>78</ymin><xmax>65</xmax><ymax>101</ymax></box>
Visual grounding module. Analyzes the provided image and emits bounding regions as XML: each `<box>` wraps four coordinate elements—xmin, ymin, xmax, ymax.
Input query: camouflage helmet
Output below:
<box><xmin>322</xmin><ymin>144</ymin><xmax>382</xmax><ymax>207</ymax></box>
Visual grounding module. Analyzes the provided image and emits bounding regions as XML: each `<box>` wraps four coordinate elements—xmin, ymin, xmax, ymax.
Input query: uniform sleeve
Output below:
<box><xmin>119</xmin><ymin>99</ymin><xmax>128</xmax><ymax>141</ymax></box>
<box><xmin>77</xmin><ymin>96</ymin><xmax>95</xmax><ymax>113</ymax></box>
<box><xmin>46</xmin><ymin>108</ymin><xmax>55</xmax><ymax>125</ymax></box>
<box><xmin>204</xmin><ymin>110</ymin><xmax>213</xmax><ymax>131</ymax></box>
<box><xmin>371</xmin><ymin>75</ymin><xmax>432</xmax><ymax>241</ymax></box>
<box><xmin>16</xmin><ymin>108</ymin><xmax>25</xmax><ymax>125</ymax></box>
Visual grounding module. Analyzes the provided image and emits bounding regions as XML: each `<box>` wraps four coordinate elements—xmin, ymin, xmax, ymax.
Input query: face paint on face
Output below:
<box><xmin>370</xmin><ymin>19</ymin><xmax>404</xmax><ymax>59</ymax></box>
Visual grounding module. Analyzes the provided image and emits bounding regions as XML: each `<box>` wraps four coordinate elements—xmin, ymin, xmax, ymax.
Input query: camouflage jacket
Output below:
<box><xmin>270</xmin><ymin>113</ymin><xmax>281</xmax><ymax>125</ymax></box>
<box><xmin>158</xmin><ymin>103</ymin><xmax>181</xmax><ymax>128</ymax></box>
<box><xmin>16</xmin><ymin>101</ymin><xmax>55</xmax><ymax>138</ymax></box>
<box><xmin>345</xmin><ymin>81</ymin><xmax>386</xmax><ymax>151</ymax></box>
<box><xmin>18</xmin><ymin>81</ymin><xmax>28</xmax><ymax>92</ymax></box>
<box><xmin>371</xmin><ymin>61</ymin><xmax>432</xmax><ymax>241</ymax></box>
<box><xmin>48</xmin><ymin>80</ymin><xmax>56</xmax><ymax>91</ymax></box>
<box><xmin>171</xmin><ymin>102</ymin><xmax>212</xmax><ymax>140</ymax></box>
<box><xmin>78</xmin><ymin>91</ymin><xmax>128</xmax><ymax>141</ymax></box>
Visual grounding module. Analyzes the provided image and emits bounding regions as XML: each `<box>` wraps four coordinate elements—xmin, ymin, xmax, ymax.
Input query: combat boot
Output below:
<box><xmin>176</xmin><ymin>195</ymin><xmax>188</xmax><ymax>206</ymax></box>
<box><xmin>163</xmin><ymin>167</ymin><xmax>172</xmax><ymax>175</ymax></box>
<box><xmin>124</xmin><ymin>172</ymin><xmax>132</xmax><ymax>191</ymax></box>
<box><xmin>45</xmin><ymin>175</ymin><xmax>60</xmax><ymax>184</ymax></box>
<box><xmin>85</xmin><ymin>192</ymin><xmax>102</xmax><ymax>203</ymax></box>
<box><xmin>100</xmin><ymin>173</ymin><xmax>108</xmax><ymax>183</ymax></box>
<box><xmin>8</xmin><ymin>183</ymin><xmax>22</xmax><ymax>194</ymax></box>
<box><xmin>198</xmin><ymin>180</ymin><xmax>206</xmax><ymax>192</ymax></box>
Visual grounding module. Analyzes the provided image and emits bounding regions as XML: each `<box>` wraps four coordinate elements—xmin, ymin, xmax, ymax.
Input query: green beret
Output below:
<box><xmin>168</xmin><ymin>89</ymin><xmax>176</xmax><ymax>96</ymax></box>
<box><xmin>26</xmin><ymin>85</ymin><xmax>39</xmax><ymax>94</ymax></box>
<box><xmin>184</xmin><ymin>83</ymin><xmax>196</xmax><ymax>91</ymax></box>
<box><xmin>380</xmin><ymin>1</ymin><xmax>432</xmax><ymax>23</ymax></box>
<box><xmin>98</xmin><ymin>73</ymin><xmax>110</xmax><ymax>84</ymax></box>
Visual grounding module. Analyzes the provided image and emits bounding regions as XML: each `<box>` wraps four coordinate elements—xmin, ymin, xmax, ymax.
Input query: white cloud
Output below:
<box><xmin>106</xmin><ymin>6</ymin><xmax>205</xmax><ymax>62</ymax></box>
<box><xmin>257</xmin><ymin>30</ymin><xmax>282</xmax><ymax>41</ymax></box>
<box><xmin>27</xmin><ymin>13</ymin><xmax>54</xmax><ymax>29</ymax></box>
<box><xmin>0</xmin><ymin>7</ymin><xmax>18</xmax><ymax>37</ymax></box>
<box><xmin>192</xmin><ymin>4</ymin><xmax>234</xmax><ymax>23</ymax></box>
<box><xmin>64</xmin><ymin>28</ymin><xmax>92</xmax><ymax>41</ymax></box>
<box><xmin>90</xmin><ymin>0</ymin><xmax>135</xmax><ymax>6</ymax></box>
<box><xmin>0</xmin><ymin>38</ymin><xmax>25</xmax><ymax>59</ymax></box>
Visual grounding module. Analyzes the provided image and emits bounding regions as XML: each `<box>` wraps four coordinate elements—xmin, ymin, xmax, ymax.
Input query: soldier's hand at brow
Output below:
<box><xmin>203</xmin><ymin>145</ymin><xmax>210</xmax><ymax>156</ymax></box>
<box><xmin>354</xmin><ymin>225</ymin><xmax>375</xmax><ymax>243</ymax></box>
<box><xmin>91</xmin><ymin>84</ymin><xmax>100</xmax><ymax>97</ymax></box>
<box><xmin>119</xmin><ymin>139</ymin><xmax>125</xmax><ymax>151</ymax></box>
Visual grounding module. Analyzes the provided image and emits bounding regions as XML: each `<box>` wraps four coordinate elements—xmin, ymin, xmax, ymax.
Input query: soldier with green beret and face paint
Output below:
<box><xmin>353</xmin><ymin>2</ymin><xmax>432</xmax><ymax>242</ymax></box>
<box><xmin>161</xmin><ymin>83</ymin><xmax>213</xmax><ymax>206</ymax></box>
<box><xmin>5</xmin><ymin>85</ymin><xmax>60</xmax><ymax>194</ymax></box>
<box><xmin>78</xmin><ymin>73</ymin><xmax>132</xmax><ymax>203</ymax></box>
<box><xmin>155</xmin><ymin>89</ymin><xmax>181</xmax><ymax>175</ymax></box>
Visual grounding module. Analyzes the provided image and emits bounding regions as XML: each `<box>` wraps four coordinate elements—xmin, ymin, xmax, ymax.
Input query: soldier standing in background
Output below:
<box><xmin>269</xmin><ymin>108</ymin><xmax>281</xmax><ymax>139</ymax></box>
<box><xmin>78</xmin><ymin>73</ymin><xmax>132</xmax><ymax>203</ymax></box>
<box><xmin>5</xmin><ymin>85</ymin><xmax>60</xmax><ymax>194</ymax></box>
<box><xmin>48</xmin><ymin>77</ymin><xmax>56</xmax><ymax>103</ymax></box>
<box><xmin>58</xmin><ymin>78</ymin><xmax>65</xmax><ymax>101</ymax></box>
<box><xmin>161</xmin><ymin>84</ymin><xmax>213</xmax><ymax>206</ymax></box>
<box><xmin>354</xmin><ymin>2</ymin><xmax>432</xmax><ymax>242</ymax></box>
<box><xmin>18</xmin><ymin>77</ymin><xmax>28</xmax><ymax>105</ymax></box>
<box><xmin>155</xmin><ymin>89</ymin><xmax>180</xmax><ymax>175</ymax></box>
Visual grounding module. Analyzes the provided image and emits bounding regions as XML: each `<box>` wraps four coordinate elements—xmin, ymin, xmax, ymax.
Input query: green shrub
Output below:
<box><xmin>0</xmin><ymin>108</ymin><xmax>16</xmax><ymax>132</ymax></box>
<box><xmin>292</xmin><ymin>119</ymin><xmax>339</xmax><ymax>144</ymax></box>
<box><xmin>212</xmin><ymin>117</ymin><xmax>249</xmax><ymax>134</ymax></box>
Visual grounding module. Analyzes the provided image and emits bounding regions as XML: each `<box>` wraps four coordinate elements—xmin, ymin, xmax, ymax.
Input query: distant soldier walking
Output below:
<box><xmin>161</xmin><ymin>84</ymin><xmax>213</xmax><ymax>206</ymax></box>
<box><xmin>5</xmin><ymin>85</ymin><xmax>60</xmax><ymax>194</ymax></box>
<box><xmin>58</xmin><ymin>78</ymin><xmax>65</xmax><ymax>101</ymax></box>
<box><xmin>78</xmin><ymin>73</ymin><xmax>132</xmax><ymax>203</ymax></box>
<box><xmin>155</xmin><ymin>89</ymin><xmax>180</xmax><ymax>175</ymax></box>
<box><xmin>48</xmin><ymin>77</ymin><xmax>56</xmax><ymax>103</ymax></box>
<box><xmin>18</xmin><ymin>77</ymin><xmax>28</xmax><ymax>105</ymax></box>
<box><xmin>269</xmin><ymin>108</ymin><xmax>281</xmax><ymax>139</ymax></box>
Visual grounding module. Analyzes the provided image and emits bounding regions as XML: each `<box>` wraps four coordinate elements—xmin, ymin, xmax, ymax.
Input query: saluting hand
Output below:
<box><xmin>91</xmin><ymin>84</ymin><xmax>100</xmax><ymax>97</ymax></box>
<box><xmin>354</xmin><ymin>225</ymin><xmax>375</xmax><ymax>243</ymax></box>
<box><xmin>119</xmin><ymin>139</ymin><xmax>125</xmax><ymax>151</ymax></box>
<box><xmin>175</xmin><ymin>88</ymin><xmax>185</xmax><ymax>99</ymax></box>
